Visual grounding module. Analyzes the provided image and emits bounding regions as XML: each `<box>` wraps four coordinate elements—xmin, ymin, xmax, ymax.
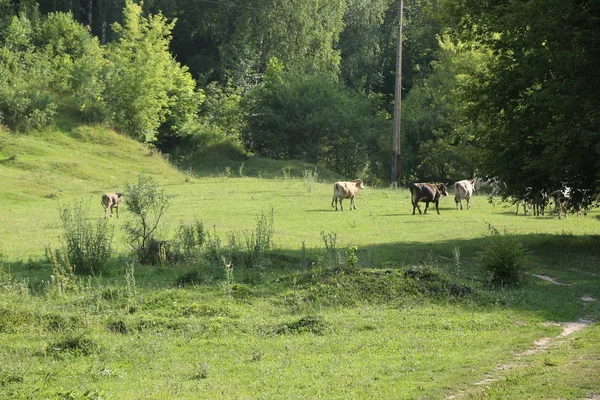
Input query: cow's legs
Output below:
<box><xmin>423</xmin><ymin>202</ymin><xmax>430</xmax><ymax>214</ymax></box>
<box><xmin>435</xmin><ymin>200</ymin><xmax>440</xmax><ymax>215</ymax></box>
<box><xmin>115</xmin><ymin>206</ymin><xmax>119</xmax><ymax>218</ymax></box>
<box><xmin>332</xmin><ymin>196</ymin><xmax>340</xmax><ymax>211</ymax></box>
<box><xmin>455</xmin><ymin>197</ymin><xmax>462</xmax><ymax>210</ymax></box>
<box><xmin>350</xmin><ymin>196</ymin><xmax>357</xmax><ymax>210</ymax></box>
<box><xmin>412</xmin><ymin>202</ymin><xmax>422</xmax><ymax>215</ymax></box>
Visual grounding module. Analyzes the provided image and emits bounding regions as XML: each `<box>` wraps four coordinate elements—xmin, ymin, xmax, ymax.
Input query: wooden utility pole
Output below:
<box><xmin>391</xmin><ymin>0</ymin><xmax>404</xmax><ymax>186</ymax></box>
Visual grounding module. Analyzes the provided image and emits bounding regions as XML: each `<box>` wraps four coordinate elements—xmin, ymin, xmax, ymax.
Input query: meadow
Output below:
<box><xmin>0</xmin><ymin>127</ymin><xmax>599</xmax><ymax>399</ymax></box>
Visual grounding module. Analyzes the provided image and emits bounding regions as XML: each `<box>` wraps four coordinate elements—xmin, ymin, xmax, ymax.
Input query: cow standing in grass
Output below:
<box><xmin>102</xmin><ymin>192</ymin><xmax>123</xmax><ymax>218</ymax></box>
<box><xmin>410</xmin><ymin>183</ymin><xmax>448</xmax><ymax>215</ymax></box>
<box><xmin>331</xmin><ymin>179</ymin><xmax>364</xmax><ymax>211</ymax></box>
<box><xmin>454</xmin><ymin>179</ymin><xmax>476</xmax><ymax>210</ymax></box>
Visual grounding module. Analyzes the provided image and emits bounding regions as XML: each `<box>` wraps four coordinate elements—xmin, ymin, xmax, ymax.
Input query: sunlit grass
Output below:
<box><xmin>0</xmin><ymin>125</ymin><xmax>599</xmax><ymax>399</ymax></box>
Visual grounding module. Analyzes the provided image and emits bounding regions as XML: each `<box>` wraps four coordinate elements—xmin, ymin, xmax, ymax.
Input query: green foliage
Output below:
<box><xmin>226</xmin><ymin>209</ymin><xmax>274</xmax><ymax>268</ymax></box>
<box><xmin>0</xmin><ymin>14</ymin><xmax>57</xmax><ymax>131</ymax></box>
<box><xmin>338</xmin><ymin>0</ymin><xmax>392</xmax><ymax>93</ymax></box>
<box><xmin>58</xmin><ymin>198</ymin><xmax>114</xmax><ymax>276</ymax></box>
<box><xmin>199</xmin><ymin>81</ymin><xmax>244</xmax><ymax>138</ymax></box>
<box><xmin>479</xmin><ymin>226</ymin><xmax>529</xmax><ymax>288</ymax></box>
<box><xmin>104</xmin><ymin>0</ymin><xmax>200</xmax><ymax>143</ymax></box>
<box><xmin>401</xmin><ymin>35</ymin><xmax>490</xmax><ymax>182</ymax></box>
<box><xmin>46</xmin><ymin>334</ymin><xmax>101</xmax><ymax>358</ymax></box>
<box><xmin>173</xmin><ymin>219</ymin><xmax>206</xmax><ymax>259</ymax></box>
<box><xmin>122</xmin><ymin>175</ymin><xmax>171</xmax><ymax>264</ymax></box>
<box><xmin>273</xmin><ymin>315</ymin><xmax>331</xmax><ymax>335</ymax></box>
<box><xmin>35</xmin><ymin>12</ymin><xmax>108</xmax><ymax>122</ymax></box>
<box><xmin>449</xmin><ymin>0</ymin><xmax>600</xmax><ymax>196</ymax></box>
<box><xmin>242</xmin><ymin>69</ymin><xmax>389</xmax><ymax>178</ymax></box>
<box><xmin>45</xmin><ymin>246</ymin><xmax>76</xmax><ymax>296</ymax></box>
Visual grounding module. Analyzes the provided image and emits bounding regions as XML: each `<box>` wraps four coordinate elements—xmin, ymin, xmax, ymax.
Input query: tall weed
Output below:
<box><xmin>479</xmin><ymin>225</ymin><xmax>529</xmax><ymax>288</ymax></box>
<box><xmin>58</xmin><ymin>198</ymin><xmax>114</xmax><ymax>275</ymax></box>
<box><xmin>303</xmin><ymin>168</ymin><xmax>319</xmax><ymax>192</ymax></box>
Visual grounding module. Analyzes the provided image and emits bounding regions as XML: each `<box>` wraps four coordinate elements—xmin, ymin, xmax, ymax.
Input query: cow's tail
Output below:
<box><xmin>331</xmin><ymin>183</ymin><xmax>338</xmax><ymax>207</ymax></box>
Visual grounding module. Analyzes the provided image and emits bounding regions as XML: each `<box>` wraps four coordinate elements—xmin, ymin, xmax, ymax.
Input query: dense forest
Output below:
<box><xmin>1</xmin><ymin>0</ymin><xmax>598</xmax><ymax>197</ymax></box>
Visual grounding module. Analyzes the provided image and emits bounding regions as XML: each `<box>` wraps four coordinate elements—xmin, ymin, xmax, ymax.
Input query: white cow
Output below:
<box><xmin>331</xmin><ymin>179</ymin><xmax>364</xmax><ymax>211</ymax></box>
<box><xmin>454</xmin><ymin>179</ymin><xmax>476</xmax><ymax>210</ymax></box>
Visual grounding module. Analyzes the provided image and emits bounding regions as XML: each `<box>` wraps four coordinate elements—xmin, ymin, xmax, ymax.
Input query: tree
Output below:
<box><xmin>0</xmin><ymin>12</ymin><xmax>56</xmax><ymax>131</ymax></box>
<box><xmin>35</xmin><ymin>11</ymin><xmax>107</xmax><ymax>121</ymax></box>
<box><xmin>447</xmin><ymin>0</ymin><xmax>600</xmax><ymax>197</ymax></box>
<box><xmin>242</xmin><ymin>58</ymin><xmax>389</xmax><ymax>179</ymax></box>
<box><xmin>104</xmin><ymin>0</ymin><xmax>200</xmax><ymax>143</ymax></box>
<box><xmin>401</xmin><ymin>35</ymin><xmax>491</xmax><ymax>182</ymax></box>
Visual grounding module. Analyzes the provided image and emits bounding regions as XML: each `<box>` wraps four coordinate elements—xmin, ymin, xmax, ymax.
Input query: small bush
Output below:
<box><xmin>172</xmin><ymin>219</ymin><xmax>206</xmax><ymax>260</ymax></box>
<box><xmin>123</xmin><ymin>175</ymin><xmax>171</xmax><ymax>264</ymax></box>
<box><xmin>479</xmin><ymin>228</ymin><xmax>528</xmax><ymax>288</ymax></box>
<box><xmin>58</xmin><ymin>198</ymin><xmax>114</xmax><ymax>276</ymax></box>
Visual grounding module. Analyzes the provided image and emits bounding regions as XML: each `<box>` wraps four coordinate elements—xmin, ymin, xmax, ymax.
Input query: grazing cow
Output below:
<box><xmin>101</xmin><ymin>192</ymin><xmax>123</xmax><ymax>218</ymax></box>
<box><xmin>454</xmin><ymin>179</ymin><xmax>476</xmax><ymax>210</ymax></box>
<box><xmin>531</xmin><ymin>189</ymin><xmax>549</xmax><ymax>216</ymax></box>
<box><xmin>552</xmin><ymin>186</ymin><xmax>592</xmax><ymax>218</ymax></box>
<box><xmin>331</xmin><ymin>179</ymin><xmax>364</xmax><ymax>211</ymax></box>
<box><xmin>514</xmin><ymin>187</ymin><xmax>534</xmax><ymax>215</ymax></box>
<box><xmin>410</xmin><ymin>182</ymin><xmax>449</xmax><ymax>215</ymax></box>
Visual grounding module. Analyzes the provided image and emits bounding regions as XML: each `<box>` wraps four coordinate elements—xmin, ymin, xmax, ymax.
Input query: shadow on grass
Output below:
<box><xmin>5</xmin><ymin>232</ymin><xmax>599</xmax><ymax>322</ymax></box>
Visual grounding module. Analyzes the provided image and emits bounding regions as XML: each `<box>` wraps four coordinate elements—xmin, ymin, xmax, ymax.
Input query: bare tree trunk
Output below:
<box><xmin>88</xmin><ymin>0</ymin><xmax>93</xmax><ymax>27</ymax></box>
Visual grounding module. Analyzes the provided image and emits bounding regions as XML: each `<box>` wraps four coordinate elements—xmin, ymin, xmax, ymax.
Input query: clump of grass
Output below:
<box><xmin>44</xmin><ymin>313</ymin><xmax>84</xmax><ymax>332</ymax></box>
<box><xmin>175</xmin><ymin>269</ymin><xmax>204</xmax><ymax>287</ymax></box>
<box><xmin>479</xmin><ymin>224</ymin><xmax>529</xmax><ymax>288</ymax></box>
<box><xmin>191</xmin><ymin>363</ymin><xmax>209</xmax><ymax>380</ymax></box>
<box><xmin>46</xmin><ymin>334</ymin><xmax>100</xmax><ymax>358</ymax></box>
<box><xmin>0</xmin><ymin>307</ymin><xmax>35</xmax><ymax>333</ymax></box>
<box><xmin>273</xmin><ymin>315</ymin><xmax>331</xmax><ymax>335</ymax></box>
<box><xmin>106</xmin><ymin>319</ymin><xmax>129</xmax><ymax>334</ymax></box>
<box><xmin>0</xmin><ymin>369</ymin><xmax>23</xmax><ymax>386</ymax></box>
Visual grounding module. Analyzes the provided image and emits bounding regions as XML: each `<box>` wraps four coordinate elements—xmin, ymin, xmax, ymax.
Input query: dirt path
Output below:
<box><xmin>447</xmin><ymin>273</ymin><xmax>597</xmax><ymax>399</ymax></box>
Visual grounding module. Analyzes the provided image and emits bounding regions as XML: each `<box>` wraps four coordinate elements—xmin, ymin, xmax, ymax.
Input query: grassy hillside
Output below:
<box><xmin>0</xmin><ymin>123</ymin><xmax>599</xmax><ymax>399</ymax></box>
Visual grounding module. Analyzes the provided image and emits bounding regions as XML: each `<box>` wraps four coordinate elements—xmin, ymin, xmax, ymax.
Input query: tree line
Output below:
<box><xmin>1</xmin><ymin>0</ymin><xmax>598</xmax><ymax>196</ymax></box>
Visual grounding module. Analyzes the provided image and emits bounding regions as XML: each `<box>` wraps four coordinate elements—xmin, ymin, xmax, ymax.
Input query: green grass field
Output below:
<box><xmin>1</xmin><ymin>126</ymin><xmax>599</xmax><ymax>399</ymax></box>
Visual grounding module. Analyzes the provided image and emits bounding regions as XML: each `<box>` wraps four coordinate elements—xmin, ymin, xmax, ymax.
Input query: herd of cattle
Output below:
<box><xmin>101</xmin><ymin>179</ymin><xmax>593</xmax><ymax>218</ymax></box>
<box><xmin>331</xmin><ymin>179</ymin><xmax>595</xmax><ymax>218</ymax></box>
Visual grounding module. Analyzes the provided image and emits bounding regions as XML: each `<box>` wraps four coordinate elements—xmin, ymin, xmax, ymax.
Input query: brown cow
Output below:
<box><xmin>101</xmin><ymin>192</ymin><xmax>123</xmax><ymax>218</ymax></box>
<box><xmin>331</xmin><ymin>179</ymin><xmax>364</xmax><ymax>211</ymax></box>
<box><xmin>410</xmin><ymin>183</ymin><xmax>448</xmax><ymax>215</ymax></box>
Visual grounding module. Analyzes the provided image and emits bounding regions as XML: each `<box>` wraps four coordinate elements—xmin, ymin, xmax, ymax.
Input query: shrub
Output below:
<box><xmin>58</xmin><ymin>198</ymin><xmax>114</xmax><ymax>276</ymax></box>
<box><xmin>122</xmin><ymin>175</ymin><xmax>171</xmax><ymax>264</ymax></box>
<box><xmin>479</xmin><ymin>227</ymin><xmax>528</xmax><ymax>288</ymax></box>
<box><xmin>173</xmin><ymin>219</ymin><xmax>205</xmax><ymax>259</ymax></box>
